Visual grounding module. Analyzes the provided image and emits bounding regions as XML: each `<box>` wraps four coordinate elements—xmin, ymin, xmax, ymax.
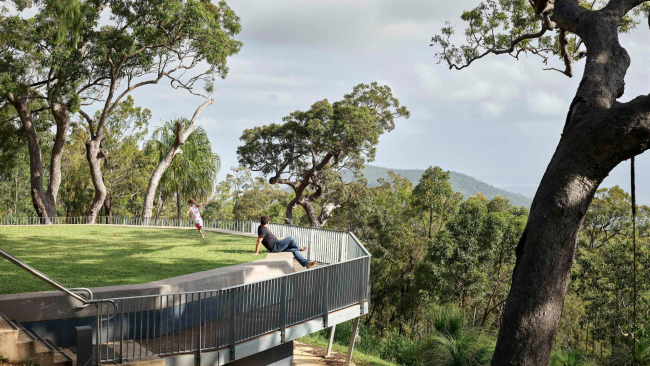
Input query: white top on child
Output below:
<box><xmin>190</xmin><ymin>205</ymin><xmax>203</xmax><ymax>227</ymax></box>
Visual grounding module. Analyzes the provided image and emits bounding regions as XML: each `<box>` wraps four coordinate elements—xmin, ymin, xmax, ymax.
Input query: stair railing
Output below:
<box><xmin>0</xmin><ymin>248</ymin><xmax>95</xmax><ymax>306</ymax></box>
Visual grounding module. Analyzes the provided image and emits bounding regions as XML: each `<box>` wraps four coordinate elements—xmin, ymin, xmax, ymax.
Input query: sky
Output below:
<box><xmin>122</xmin><ymin>0</ymin><xmax>650</xmax><ymax>204</ymax></box>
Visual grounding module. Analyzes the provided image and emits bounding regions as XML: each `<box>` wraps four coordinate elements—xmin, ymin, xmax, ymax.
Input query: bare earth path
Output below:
<box><xmin>293</xmin><ymin>341</ymin><xmax>354</xmax><ymax>366</ymax></box>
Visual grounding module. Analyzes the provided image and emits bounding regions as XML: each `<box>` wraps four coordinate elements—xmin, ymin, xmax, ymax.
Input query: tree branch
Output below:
<box><xmin>432</xmin><ymin>21</ymin><xmax>549</xmax><ymax>71</ymax></box>
<box><xmin>180</xmin><ymin>99</ymin><xmax>214</xmax><ymax>143</ymax></box>
<box><xmin>79</xmin><ymin>109</ymin><xmax>96</xmax><ymax>139</ymax></box>
<box><xmin>604</xmin><ymin>0</ymin><xmax>648</xmax><ymax>18</ymax></box>
<box><xmin>543</xmin><ymin>28</ymin><xmax>573</xmax><ymax>77</ymax></box>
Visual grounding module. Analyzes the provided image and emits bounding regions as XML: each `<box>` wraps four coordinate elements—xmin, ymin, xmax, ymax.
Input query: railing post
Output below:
<box><xmin>196</xmin><ymin>292</ymin><xmax>202</xmax><ymax>366</ymax></box>
<box><xmin>359</xmin><ymin>260</ymin><xmax>366</xmax><ymax>315</ymax></box>
<box><xmin>280</xmin><ymin>277</ymin><xmax>288</xmax><ymax>343</ymax></box>
<box><xmin>119</xmin><ymin>299</ymin><xmax>124</xmax><ymax>363</ymax></box>
<box><xmin>308</xmin><ymin>230</ymin><xmax>314</xmax><ymax>261</ymax></box>
<box><xmin>96</xmin><ymin>302</ymin><xmax>102</xmax><ymax>366</ymax></box>
<box><xmin>229</xmin><ymin>290</ymin><xmax>236</xmax><ymax>361</ymax></box>
<box><xmin>321</xmin><ymin>267</ymin><xmax>329</xmax><ymax>328</ymax></box>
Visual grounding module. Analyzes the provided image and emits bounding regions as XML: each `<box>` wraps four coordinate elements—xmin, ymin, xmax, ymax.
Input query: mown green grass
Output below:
<box><xmin>298</xmin><ymin>334</ymin><xmax>399</xmax><ymax>366</ymax></box>
<box><xmin>0</xmin><ymin>225</ymin><xmax>263</xmax><ymax>294</ymax></box>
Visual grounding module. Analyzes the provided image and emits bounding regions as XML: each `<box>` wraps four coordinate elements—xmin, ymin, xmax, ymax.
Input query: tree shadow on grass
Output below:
<box><xmin>0</xmin><ymin>227</ymin><xmax>258</xmax><ymax>295</ymax></box>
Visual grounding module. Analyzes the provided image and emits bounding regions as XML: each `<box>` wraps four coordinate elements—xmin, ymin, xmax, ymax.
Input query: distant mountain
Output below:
<box><xmin>342</xmin><ymin>165</ymin><xmax>533</xmax><ymax>208</ymax></box>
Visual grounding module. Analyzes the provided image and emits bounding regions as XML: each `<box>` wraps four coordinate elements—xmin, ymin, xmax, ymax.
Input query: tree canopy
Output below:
<box><xmin>237</xmin><ymin>82</ymin><xmax>410</xmax><ymax>228</ymax></box>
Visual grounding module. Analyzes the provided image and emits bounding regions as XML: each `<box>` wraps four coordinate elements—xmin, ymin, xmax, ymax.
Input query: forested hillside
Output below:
<box><xmin>342</xmin><ymin>165</ymin><xmax>533</xmax><ymax>207</ymax></box>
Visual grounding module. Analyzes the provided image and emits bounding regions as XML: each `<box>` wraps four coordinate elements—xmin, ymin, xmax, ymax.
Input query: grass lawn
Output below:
<box><xmin>0</xmin><ymin>225</ymin><xmax>264</xmax><ymax>295</ymax></box>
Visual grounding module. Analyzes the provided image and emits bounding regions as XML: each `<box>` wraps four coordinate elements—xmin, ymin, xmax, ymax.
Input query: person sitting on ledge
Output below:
<box><xmin>253</xmin><ymin>215</ymin><xmax>317</xmax><ymax>269</ymax></box>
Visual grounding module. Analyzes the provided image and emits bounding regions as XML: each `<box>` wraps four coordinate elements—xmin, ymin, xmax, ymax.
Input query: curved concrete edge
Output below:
<box><xmin>0</xmin><ymin>253</ymin><xmax>293</xmax><ymax>323</ymax></box>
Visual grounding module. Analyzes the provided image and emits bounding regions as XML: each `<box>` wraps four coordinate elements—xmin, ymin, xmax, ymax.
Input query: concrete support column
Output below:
<box><xmin>346</xmin><ymin>318</ymin><xmax>360</xmax><ymax>366</ymax></box>
<box><xmin>325</xmin><ymin>325</ymin><xmax>336</xmax><ymax>357</ymax></box>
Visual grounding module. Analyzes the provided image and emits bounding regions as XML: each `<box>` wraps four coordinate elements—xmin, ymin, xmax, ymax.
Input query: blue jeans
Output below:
<box><xmin>273</xmin><ymin>236</ymin><xmax>308</xmax><ymax>267</ymax></box>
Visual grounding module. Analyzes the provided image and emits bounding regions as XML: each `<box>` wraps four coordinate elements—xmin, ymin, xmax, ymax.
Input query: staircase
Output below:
<box><xmin>0</xmin><ymin>312</ymin><xmax>73</xmax><ymax>366</ymax></box>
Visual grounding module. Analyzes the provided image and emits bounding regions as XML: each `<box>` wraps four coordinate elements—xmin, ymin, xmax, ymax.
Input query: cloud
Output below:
<box><xmin>526</xmin><ymin>91</ymin><xmax>568</xmax><ymax>116</ymax></box>
<box><xmin>480</xmin><ymin>102</ymin><xmax>503</xmax><ymax>116</ymax></box>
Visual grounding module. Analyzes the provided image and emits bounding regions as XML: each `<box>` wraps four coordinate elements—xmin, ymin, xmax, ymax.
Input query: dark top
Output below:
<box><xmin>258</xmin><ymin>225</ymin><xmax>278</xmax><ymax>252</ymax></box>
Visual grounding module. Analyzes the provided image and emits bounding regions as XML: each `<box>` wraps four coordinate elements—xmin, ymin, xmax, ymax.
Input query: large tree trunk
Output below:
<box><xmin>49</xmin><ymin>103</ymin><xmax>69</xmax><ymax>216</ymax></box>
<box><xmin>141</xmin><ymin>99</ymin><xmax>213</xmax><ymax>221</ymax></box>
<box><xmin>7</xmin><ymin>95</ymin><xmax>68</xmax><ymax>223</ymax></box>
<box><xmin>284</xmin><ymin>197</ymin><xmax>298</xmax><ymax>225</ymax></box>
<box><xmin>85</xmin><ymin>137</ymin><xmax>107</xmax><ymax>224</ymax></box>
<box><xmin>490</xmin><ymin>3</ymin><xmax>650</xmax><ymax>364</ymax></box>
<box><xmin>298</xmin><ymin>199</ymin><xmax>339</xmax><ymax>228</ymax></box>
<box><xmin>103</xmin><ymin>196</ymin><xmax>112</xmax><ymax>224</ymax></box>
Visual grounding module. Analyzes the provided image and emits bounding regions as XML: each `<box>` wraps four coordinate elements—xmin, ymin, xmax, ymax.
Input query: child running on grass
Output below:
<box><xmin>183</xmin><ymin>198</ymin><xmax>209</xmax><ymax>238</ymax></box>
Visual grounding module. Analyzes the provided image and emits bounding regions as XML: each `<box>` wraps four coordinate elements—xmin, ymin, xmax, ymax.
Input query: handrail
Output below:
<box><xmin>0</xmin><ymin>248</ymin><xmax>94</xmax><ymax>305</ymax></box>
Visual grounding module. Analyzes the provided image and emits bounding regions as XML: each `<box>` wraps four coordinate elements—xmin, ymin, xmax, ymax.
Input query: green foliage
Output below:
<box><xmin>237</xmin><ymin>82</ymin><xmax>409</xmax><ymax>226</ymax></box>
<box><xmin>417</xmin><ymin>305</ymin><xmax>494</xmax><ymax>366</ymax></box>
<box><xmin>238</xmin><ymin>82</ymin><xmax>408</xmax><ymax>177</ymax></box>
<box><xmin>549</xmin><ymin>348</ymin><xmax>595</xmax><ymax>366</ymax></box>
<box><xmin>608</xmin><ymin>337</ymin><xmax>650</xmax><ymax>366</ymax></box>
<box><xmin>148</xmin><ymin>120</ymin><xmax>220</xmax><ymax>218</ymax></box>
<box><xmin>233</xmin><ymin>177</ymin><xmax>290</xmax><ymax>221</ymax></box>
<box><xmin>412</xmin><ymin>166</ymin><xmax>462</xmax><ymax>239</ymax></box>
<box><xmin>570</xmin><ymin>186</ymin><xmax>650</xmax><ymax>347</ymax></box>
<box><xmin>58</xmin><ymin>97</ymin><xmax>156</xmax><ymax>217</ymax></box>
<box><xmin>430</xmin><ymin>0</ymin><xmax>650</xmax><ymax>74</ymax></box>
<box><xmin>430</xmin><ymin>304</ymin><xmax>464</xmax><ymax>338</ymax></box>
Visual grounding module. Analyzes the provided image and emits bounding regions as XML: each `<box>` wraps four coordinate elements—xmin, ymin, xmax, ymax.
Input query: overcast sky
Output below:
<box><xmin>123</xmin><ymin>0</ymin><xmax>650</xmax><ymax>204</ymax></box>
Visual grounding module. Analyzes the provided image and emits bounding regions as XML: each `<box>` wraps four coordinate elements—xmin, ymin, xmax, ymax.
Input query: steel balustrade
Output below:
<box><xmin>0</xmin><ymin>217</ymin><xmax>371</xmax><ymax>364</ymax></box>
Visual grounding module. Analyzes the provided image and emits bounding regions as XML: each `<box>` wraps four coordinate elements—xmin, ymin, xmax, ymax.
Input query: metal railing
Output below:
<box><xmin>94</xmin><ymin>254</ymin><xmax>369</xmax><ymax>363</ymax></box>
<box><xmin>0</xmin><ymin>248</ymin><xmax>95</xmax><ymax>306</ymax></box>
<box><xmin>0</xmin><ymin>216</ymin><xmax>371</xmax><ymax>364</ymax></box>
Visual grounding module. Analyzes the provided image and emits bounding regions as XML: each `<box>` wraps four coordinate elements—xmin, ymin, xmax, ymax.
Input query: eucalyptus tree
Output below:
<box><xmin>1</xmin><ymin>0</ymin><xmax>241</xmax><ymax>223</ymax></box>
<box><xmin>237</xmin><ymin>82</ymin><xmax>410</xmax><ymax>228</ymax></box>
<box><xmin>431</xmin><ymin>0</ymin><xmax>650</xmax><ymax>363</ymax></box>
<box><xmin>411</xmin><ymin>166</ymin><xmax>462</xmax><ymax>240</ymax></box>
<box><xmin>148</xmin><ymin>120</ymin><xmax>219</xmax><ymax>222</ymax></box>
<box><xmin>0</xmin><ymin>1</ymin><xmax>98</xmax><ymax>221</ymax></box>
<box><xmin>77</xmin><ymin>0</ymin><xmax>242</xmax><ymax>223</ymax></box>
<box><xmin>97</xmin><ymin>96</ymin><xmax>152</xmax><ymax>219</ymax></box>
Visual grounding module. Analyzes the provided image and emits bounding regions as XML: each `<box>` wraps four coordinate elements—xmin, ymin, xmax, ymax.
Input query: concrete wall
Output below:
<box><xmin>0</xmin><ymin>253</ymin><xmax>293</xmax><ymax>323</ymax></box>
<box><xmin>229</xmin><ymin>341</ymin><xmax>293</xmax><ymax>366</ymax></box>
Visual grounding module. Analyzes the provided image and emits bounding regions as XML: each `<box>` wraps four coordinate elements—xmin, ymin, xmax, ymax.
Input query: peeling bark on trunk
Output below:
<box><xmin>85</xmin><ymin>138</ymin><xmax>107</xmax><ymax>224</ymax></box>
<box><xmin>141</xmin><ymin>99</ymin><xmax>214</xmax><ymax>221</ymax></box>
<box><xmin>7</xmin><ymin>95</ymin><xmax>68</xmax><ymax>223</ymax></box>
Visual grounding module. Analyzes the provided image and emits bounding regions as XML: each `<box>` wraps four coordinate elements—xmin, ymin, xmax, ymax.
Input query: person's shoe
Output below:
<box><xmin>306</xmin><ymin>260</ymin><xmax>317</xmax><ymax>269</ymax></box>
<box><xmin>299</xmin><ymin>246</ymin><xmax>307</xmax><ymax>251</ymax></box>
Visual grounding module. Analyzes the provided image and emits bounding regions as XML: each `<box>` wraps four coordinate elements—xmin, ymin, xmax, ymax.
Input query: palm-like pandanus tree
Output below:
<box><xmin>148</xmin><ymin>120</ymin><xmax>220</xmax><ymax>223</ymax></box>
